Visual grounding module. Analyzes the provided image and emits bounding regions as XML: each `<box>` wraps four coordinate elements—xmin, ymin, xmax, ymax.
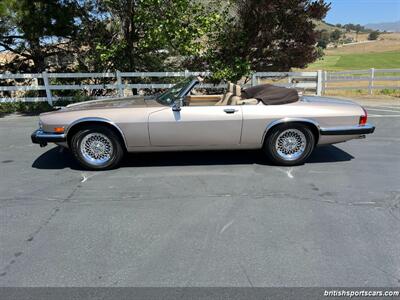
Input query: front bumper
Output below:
<box><xmin>31</xmin><ymin>129</ymin><xmax>66</xmax><ymax>147</ymax></box>
<box><xmin>320</xmin><ymin>124</ymin><xmax>375</xmax><ymax>136</ymax></box>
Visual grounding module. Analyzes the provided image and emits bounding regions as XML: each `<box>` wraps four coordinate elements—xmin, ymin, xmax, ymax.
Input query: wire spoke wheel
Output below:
<box><xmin>80</xmin><ymin>133</ymin><xmax>114</xmax><ymax>166</ymax></box>
<box><xmin>275</xmin><ymin>129</ymin><xmax>307</xmax><ymax>161</ymax></box>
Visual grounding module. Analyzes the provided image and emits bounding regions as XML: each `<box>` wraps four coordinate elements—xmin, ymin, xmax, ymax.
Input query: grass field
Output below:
<box><xmin>305</xmin><ymin>32</ymin><xmax>400</xmax><ymax>71</ymax></box>
<box><xmin>307</xmin><ymin>51</ymin><xmax>400</xmax><ymax>71</ymax></box>
<box><xmin>302</xmin><ymin>32</ymin><xmax>400</xmax><ymax>97</ymax></box>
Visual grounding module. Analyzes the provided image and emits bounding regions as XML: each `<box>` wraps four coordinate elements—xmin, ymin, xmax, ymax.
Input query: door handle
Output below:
<box><xmin>224</xmin><ymin>108</ymin><xmax>238</xmax><ymax>114</ymax></box>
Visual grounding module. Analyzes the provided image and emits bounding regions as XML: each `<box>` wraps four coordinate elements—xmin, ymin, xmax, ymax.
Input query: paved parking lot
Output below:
<box><xmin>0</xmin><ymin>101</ymin><xmax>399</xmax><ymax>287</ymax></box>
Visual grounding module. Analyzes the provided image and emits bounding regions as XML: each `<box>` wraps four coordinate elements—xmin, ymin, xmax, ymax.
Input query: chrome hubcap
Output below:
<box><xmin>80</xmin><ymin>133</ymin><xmax>113</xmax><ymax>165</ymax></box>
<box><xmin>275</xmin><ymin>129</ymin><xmax>306</xmax><ymax>161</ymax></box>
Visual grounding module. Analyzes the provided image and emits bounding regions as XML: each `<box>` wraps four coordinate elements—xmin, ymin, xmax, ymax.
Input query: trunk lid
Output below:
<box><xmin>302</xmin><ymin>96</ymin><xmax>358</xmax><ymax>106</ymax></box>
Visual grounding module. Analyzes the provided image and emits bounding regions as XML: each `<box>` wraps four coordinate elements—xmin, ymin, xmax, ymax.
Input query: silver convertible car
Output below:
<box><xmin>31</xmin><ymin>77</ymin><xmax>375</xmax><ymax>170</ymax></box>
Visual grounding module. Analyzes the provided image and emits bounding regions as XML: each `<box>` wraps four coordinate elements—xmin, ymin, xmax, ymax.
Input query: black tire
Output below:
<box><xmin>70</xmin><ymin>125</ymin><xmax>124</xmax><ymax>170</ymax></box>
<box><xmin>263</xmin><ymin>123</ymin><xmax>315</xmax><ymax>166</ymax></box>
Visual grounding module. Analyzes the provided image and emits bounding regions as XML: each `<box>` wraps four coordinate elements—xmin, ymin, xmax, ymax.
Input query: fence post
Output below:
<box><xmin>42</xmin><ymin>71</ymin><xmax>52</xmax><ymax>105</ymax></box>
<box><xmin>368</xmin><ymin>68</ymin><xmax>375</xmax><ymax>95</ymax></box>
<box><xmin>321</xmin><ymin>71</ymin><xmax>327</xmax><ymax>95</ymax></box>
<box><xmin>116</xmin><ymin>70</ymin><xmax>124</xmax><ymax>97</ymax></box>
<box><xmin>251</xmin><ymin>73</ymin><xmax>257</xmax><ymax>87</ymax></box>
<box><xmin>316</xmin><ymin>70</ymin><xmax>322</xmax><ymax>96</ymax></box>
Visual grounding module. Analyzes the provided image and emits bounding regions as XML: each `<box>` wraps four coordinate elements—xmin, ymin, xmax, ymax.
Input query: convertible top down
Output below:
<box><xmin>32</xmin><ymin>77</ymin><xmax>375</xmax><ymax>170</ymax></box>
<box><xmin>242</xmin><ymin>84</ymin><xmax>299</xmax><ymax>105</ymax></box>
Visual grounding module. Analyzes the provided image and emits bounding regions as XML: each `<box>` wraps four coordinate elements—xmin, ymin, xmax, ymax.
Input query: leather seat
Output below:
<box><xmin>215</xmin><ymin>82</ymin><xmax>234</xmax><ymax>106</ymax></box>
<box><xmin>237</xmin><ymin>98</ymin><xmax>259</xmax><ymax>105</ymax></box>
<box><xmin>228</xmin><ymin>84</ymin><xmax>242</xmax><ymax>105</ymax></box>
<box><xmin>231</xmin><ymin>84</ymin><xmax>260</xmax><ymax>105</ymax></box>
<box><xmin>216</xmin><ymin>83</ymin><xmax>258</xmax><ymax>106</ymax></box>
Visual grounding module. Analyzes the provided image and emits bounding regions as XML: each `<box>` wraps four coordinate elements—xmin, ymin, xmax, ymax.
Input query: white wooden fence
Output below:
<box><xmin>0</xmin><ymin>71</ymin><xmax>321</xmax><ymax>105</ymax></box>
<box><xmin>322</xmin><ymin>68</ymin><xmax>400</xmax><ymax>95</ymax></box>
<box><xmin>1</xmin><ymin>69</ymin><xmax>399</xmax><ymax>105</ymax></box>
<box><xmin>252</xmin><ymin>71</ymin><xmax>322</xmax><ymax>96</ymax></box>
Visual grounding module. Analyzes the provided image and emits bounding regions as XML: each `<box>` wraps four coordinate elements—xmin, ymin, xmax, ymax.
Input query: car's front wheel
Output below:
<box><xmin>71</xmin><ymin>125</ymin><xmax>124</xmax><ymax>170</ymax></box>
<box><xmin>263</xmin><ymin>123</ymin><xmax>315</xmax><ymax>166</ymax></box>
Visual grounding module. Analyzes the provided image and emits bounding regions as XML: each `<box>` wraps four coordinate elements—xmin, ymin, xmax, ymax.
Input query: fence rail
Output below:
<box><xmin>1</xmin><ymin>68</ymin><xmax>399</xmax><ymax>105</ymax></box>
<box><xmin>323</xmin><ymin>68</ymin><xmax>400</xmax><ymax>94</ymax></box>
<box><xmin>0</xmin><ymin>70</ymin><xmax>321</xmax><ymax>104</ymax></box>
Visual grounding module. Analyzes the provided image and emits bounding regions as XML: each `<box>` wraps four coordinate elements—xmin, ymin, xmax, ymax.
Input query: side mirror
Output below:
<box><xmin>172</xmin><ymin>99</ymin><xmax>181</xmax><ymax>112</ymax></box>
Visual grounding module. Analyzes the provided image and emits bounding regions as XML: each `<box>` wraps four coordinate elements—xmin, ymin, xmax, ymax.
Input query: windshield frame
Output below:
<box><xmin>156</xmin><ymin>77</ymin><xmax>199</xmax><ymax>106</ymax></box>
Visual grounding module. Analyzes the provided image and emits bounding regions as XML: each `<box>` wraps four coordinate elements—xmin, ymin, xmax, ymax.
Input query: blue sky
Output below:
<box><xmin>325</xmin><ymin>0</ymin><xmax>400</xmax><ymax>25</ymax></box>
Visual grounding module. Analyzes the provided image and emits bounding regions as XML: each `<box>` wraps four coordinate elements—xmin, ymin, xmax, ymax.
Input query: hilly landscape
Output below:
<box><xmin>305</xmin><ymin>28</ymin><xmax>400</xmax><ymax>71</ymax></box>
<box><xmin>365</xmin><ymin>21</ymin><xmax>400</xmax><ymax>32</ymax></box>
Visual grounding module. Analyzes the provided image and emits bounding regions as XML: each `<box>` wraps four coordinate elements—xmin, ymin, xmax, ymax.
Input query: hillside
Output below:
<box><xmin>314</xmin><ymin>20</ymin><xmax>344</xmax><ymax>32</ymax></box>
<box><xmin>305</xmin><ymin>32</ymin><xmax>400</xmax><ymax>71</ymax></box>
<box><xmin>365</xmin><ymin>21</ymin><xmax>400</xmax><ymax>32</ymax></box>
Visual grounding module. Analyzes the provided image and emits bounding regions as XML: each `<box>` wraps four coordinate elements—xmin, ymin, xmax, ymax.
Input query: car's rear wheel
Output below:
<box><xmin>71</xmin><ymin>125</ymin><xmax>124</xmax><ymax>170</ymax></box>
<box><xmin>263</xmin><ymin>123</ymin><xmax>315</xmax><ymax>166</ymax></box>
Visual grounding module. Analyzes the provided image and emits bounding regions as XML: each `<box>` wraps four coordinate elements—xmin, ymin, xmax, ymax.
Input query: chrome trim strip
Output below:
<box><xmin>65</xmin><ymin>117</ymin><xmax>128</xmax><ymax>148</ymax></box>
<box><xmin>320</xmin><ymin>123</ymin><xmax>375</xmax><ymax>135</ymax></box>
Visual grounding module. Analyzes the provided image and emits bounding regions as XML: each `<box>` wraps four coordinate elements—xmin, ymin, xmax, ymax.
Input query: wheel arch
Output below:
<box><xmin>66</xmin><ymin>117</ymin><xmax>128</xmax><ymax>151</ymax></box>
<box><xmin>262</xmin><ymin>118</ymin><xmax>320</xmax><ymax>145</ymax></box>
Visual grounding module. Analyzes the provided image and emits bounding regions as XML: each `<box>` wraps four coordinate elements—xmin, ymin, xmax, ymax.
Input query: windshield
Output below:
<box><xmin>156</xmin><ymin>78</ymin><xmax>193</xmax><ymax>106</ymax></box>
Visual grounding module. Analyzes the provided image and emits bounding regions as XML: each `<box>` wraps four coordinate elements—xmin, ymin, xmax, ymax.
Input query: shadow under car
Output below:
<box><xmin>32</xmin><ymin>145</ymin><xmax>354</xmax><ymax>170</ymax></box>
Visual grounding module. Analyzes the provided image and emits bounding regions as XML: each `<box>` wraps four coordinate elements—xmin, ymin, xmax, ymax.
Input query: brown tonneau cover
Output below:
<box><xmin>242</xmin><ymin>84</ymin><xmax>299</xmax><ymax>105</ymax></box>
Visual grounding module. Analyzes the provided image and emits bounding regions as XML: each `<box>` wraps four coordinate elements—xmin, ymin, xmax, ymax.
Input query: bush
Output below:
<box><xmin>0</xmin><ymin>102</ymin><xmax>53</xmax><ymax>116</ymax></box>
<box><xmin>368</xmin><ymin>31</ymin><xmax>380</xmax><ymax>41</ymax></box>
<box><xmin>379</xmin><ymin>89</ymin><xmax>400</xmax><ymax>97</ymax></box>
<box><xmin>0</xmin><ymin>97</ymin><xmax>90</xmax><ymax>117</ymax></box>
<box><xmin>330</xmin><ymin>29</ymin><xmax>342</xmax><ymax>43</ymax></box>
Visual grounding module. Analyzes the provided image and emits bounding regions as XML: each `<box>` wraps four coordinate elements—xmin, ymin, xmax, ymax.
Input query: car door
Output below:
<box><xmin>148</xmin><ymin>105</ymin><xmax>243</xmax><ymax>146</ymax></box>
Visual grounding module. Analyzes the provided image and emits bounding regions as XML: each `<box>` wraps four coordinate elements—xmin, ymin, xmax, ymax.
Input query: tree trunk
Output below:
<box><xmin>30</xmin><ymin>39</ymin><xmax>47</xmax><ymax>97</ymax></box>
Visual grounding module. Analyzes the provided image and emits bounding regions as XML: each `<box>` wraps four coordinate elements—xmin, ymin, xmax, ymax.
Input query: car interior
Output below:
<box><xmin>185</xmin><ymin>82</ymin><xmax>260</xmax><ymax>107</ymax></box>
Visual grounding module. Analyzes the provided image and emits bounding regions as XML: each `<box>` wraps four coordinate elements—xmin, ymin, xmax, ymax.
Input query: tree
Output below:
<box><xmin>0</xmin><ymin>0</ymin><xmax>82</xmax><ymax>73</ymax></box>
<box><xmin>368</xmin><ymin>31</ymin><xmax>380</xmax><ymax>41</ymax></box>
<box><xmin>206</xmin><ymin>0</ymin><xmax>331</xmax><ymax>81</ymax></box>
<box><xmin>343</xmin><ymin>23</ymin><xmax>366</xmax><ymax>33</ymax></box>
<box><xmin>354</xmin><ymin>24</ymin><xmax>364</xmax><ymax>42</ymax></box>
<box><xmin>342</xmin><ymin>23</ymin><xmax>367</xmax><ymax>42</ymax></box>
<box><xmin>317</xmin><ymin>30</ymin><xmax>330</xmax><ymax>49</ymax></box>
<box><xmin>330</xmin><ymin>29</ymin><xmax>342</xmax><ymax>43</ymax></box>
<box><xmin>84</xmin><ymin>0</ymin><xmax>224</xmax><ymax>72</ymax></box>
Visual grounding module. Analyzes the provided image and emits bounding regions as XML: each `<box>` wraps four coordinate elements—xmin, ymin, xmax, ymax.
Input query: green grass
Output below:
<box><xmin>307</xmin><ymin>51</ymin><xmax>400</xmax><ymax>71</ymax></box>
<box><xmin>307</xmin><ymin>55</ymin><xmax>341</xmax><ymax>70</ymax></box>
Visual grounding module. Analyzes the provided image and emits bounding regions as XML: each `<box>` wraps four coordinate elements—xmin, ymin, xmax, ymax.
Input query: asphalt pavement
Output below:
<box><xmin>0</xmin><ymin>101</ymin><xmax>399</xmax><ymax>287</ymax></box>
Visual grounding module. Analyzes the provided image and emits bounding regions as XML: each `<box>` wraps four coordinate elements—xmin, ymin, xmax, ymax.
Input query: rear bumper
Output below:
<box><xmin>31</xmin><ymin>129</ymin><xmax>66</xmax><ymax>147</ymax></box>
<box><xmin>320</xmin><ymin>124</ymin><xmax>375</xmax><ymax>136</ymax></box>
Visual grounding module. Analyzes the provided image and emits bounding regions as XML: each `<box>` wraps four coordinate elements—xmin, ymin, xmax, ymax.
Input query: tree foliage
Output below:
<box><xmin>0</xmin><ymin>0</ymin><xmax>81</xmax><ymax>72</ymax></box>
<box><xmin>1</xmin><ymin>0</ymin><xmax>331</xmax><ymax>83</ymax></box>
<box><xmin>317</xmin><ymin>30</ymin><xmax>330</xmax><ymax>49</ymax></box>
<box><xmin>342</xmin><ymin>23</ymin><xmax>368</xmax><ymax>33</ymax></box>
<box><xmin>82</xmin><ymin>0</ymin><xmax>224</xmax><ymax>72</ymax></box>
<box><xmin>368</xmin><ymin>31</ymin><xmax>380</xmax><ymax>41</ymax></box>
<box><xmin>206</xmin><ymin>0</ymin><xmax>331</xmax><ymax>81</ymax></box>
<box><xmin>330</xmin><ymin>29</ymin><xmax>342</xmax><ymax>43</ymax></box>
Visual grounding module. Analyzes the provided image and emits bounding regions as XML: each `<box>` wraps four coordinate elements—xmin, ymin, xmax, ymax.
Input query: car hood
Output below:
<box><xmin>56</xmin><ymin>96</ymin><xmax>162</xmax><ymax>112</ymax></box>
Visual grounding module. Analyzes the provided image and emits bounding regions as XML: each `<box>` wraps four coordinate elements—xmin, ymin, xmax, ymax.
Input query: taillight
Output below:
<box><xmin>359</xmin><ymin>107</ymin><xmax>367</xmax><ymax>126</ymax></box>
